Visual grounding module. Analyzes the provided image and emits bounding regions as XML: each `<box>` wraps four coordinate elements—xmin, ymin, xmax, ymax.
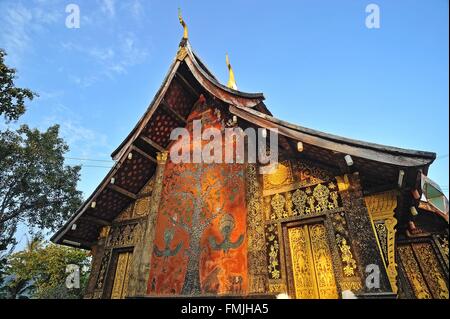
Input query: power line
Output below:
<box><xmin>65</xmin><ymin>156</ymin><xmax>114</xmax><ymax>163</ymax></box>
<box><xmin>79</xmin><ymin>164</ymin><xmax>113</xmax><ymax>168</ymax></box>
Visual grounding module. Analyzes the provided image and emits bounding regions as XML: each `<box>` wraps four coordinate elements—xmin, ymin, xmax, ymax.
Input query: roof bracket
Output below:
<box><xmin>108</xmin><ymin>184</ymin><xmax>137</xmax><ymax>200</ymax></box>
<box><xmin>139</xmin><ymin>136</ymin><xmax>165</xmax><ymax>153</ymax></box>
<box><xmin>82</xmin><ymin>214</ymin><xmax>111</xmax><ymax>227</ymax></box>
<box><xmin>175</xmin><ymin>73</ymin><xmax>199</xmax><ymax>98</ymax></box>
<box><xmin>131</xmin><ymin>144</ymin><xmax>157</xmax><ymax>163</ymax></box>
<box><xmin>161</xmin><ymin>99</ymin><xmax>188</xmax><ymax>124</ymax></box>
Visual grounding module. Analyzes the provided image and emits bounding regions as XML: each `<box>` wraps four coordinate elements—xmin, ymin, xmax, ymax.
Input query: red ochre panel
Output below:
<box><xmin>147</xmin><ymin>105</ymin><xmax>248</xmax><ymax>296</ymax></box>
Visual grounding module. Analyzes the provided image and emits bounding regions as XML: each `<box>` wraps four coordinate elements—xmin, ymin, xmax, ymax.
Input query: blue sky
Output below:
<box><xmin>0</xmin><ymin>0</ymin><xmax>448</xmax><ymax>247</ymax></box>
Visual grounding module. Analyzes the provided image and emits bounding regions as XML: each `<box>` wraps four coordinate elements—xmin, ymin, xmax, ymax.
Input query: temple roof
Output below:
<box><xmin>230</xmin><ymin>105</ymin><xmax>436</xmax><ymax>167</ymax></box>
<box><xmin>51</xmin><ymin>37</ymin><xmax>437</xmax><ymax>249</ymax></box>
<box><xmin>111</xmin><ymin>40</ymin><xmax>266</xmax><ymax>161</ymax></box>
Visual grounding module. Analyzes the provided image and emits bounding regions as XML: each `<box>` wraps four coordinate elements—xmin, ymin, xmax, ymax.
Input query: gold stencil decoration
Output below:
<box><xmin>115</xmin><ymin>204</ymin><xmax>133</xmax><ymax>222</ymax></box>
<box><xmin>288</xmin><ymin>226</ymin><xmax>317</xmax><ymax>298</ymax></box>
<box><xmin>336</xmin><ymin>234</ymin><xmax>357</xmax><ymax>276</ymax></box>
<box><xmin>435</xmin><ymin>234</ymin><xmax>449</xmax><ymax>268</ymax></box>
<box><xmin>246</xmin><ymin>164</ymin><xmax>268</xmax><ymax>293</ymax></box>
<box><xmin>265</xmin><ymin>224</ymin><xmax>281</xmax><ymax>280</ymax></box>
<box><xmin>95</xmin><ymin>250</ymin><xmax>111</xmax><ymax>290</ymax></box>
<box><xmin>263</xmin><ymin>196</ymin><xmax>272</xmax><ymax>220</ymax></box>
<box><xmin>313</xmin><ymin>184</ymin><xmax>330</xmax><ymax>212</ymax></box>
<box><xmin>375</xmin><ymin>222</ymin><xmax>388</xmax><ymax>258</ymax></box>
<box><xmin>269</xmin><ymin>283</ymin><xmax>287</xmax><ymax>294</ymax></box>
<box><xmin>288</xmin><ymin>224</ymin><xmax>338</xmax><ymax>299</ymax></box>
<box><xmin>263</xmin><ymin>161</ymin><xmax>293</xmax><ymax>189</ymax></box>
<box><xmin>292</xmin><ymin>189</ymin><xmax>307</xmax><ymax>215</ymax></box>
<box><xmin>133</xmin><ymin>178</ymin><xmax>154</xmax><ymax>217</ymax></box>
<box><xmin>271</xmin><ymin>193</ymin><xmax>286</xmax><ymax>220</ymax></box>
<box><xmin>111</xmin><ymin>252</ymin><xmax>132</xmax><ymax>299</ymax></box>
<box><xmin>265</xmin><ymin>182</ymin><xmax>342</xmax><ymax>222</ymax></box>
<box><xmin>107</xmin><ymin>222</ymin><xmax>143</xmax><ymax>248</ymax></box>
<box><xmin>412</xmin><ymin>242</ymin><xmax>449</xmax><ymax>299</ymax></box>
<box><xmin>309</xmin><ymin>224</ymin><xmax>338</xmax><ymax>299</ymax></box>
<box><xmin>134</xmin><ymin>197</ymin><xmax>150</xmax><ymax>217</ymax></box>
<box><xmin>340</xmin><ymin>281</ymin><xmax>362</xmax><ymax>292</ymax></box>
<box><xmin>285</xmin><ymin>192</ymin><xmax>293</xmax><ymax>217</ymax></box>
<box><xmin>398</xmin><ymin>245</ymin><xmax>431</xmax><ymax>299</ymax></box>
<box><xmin>291</xmin><ymin>159</ymin><xmax>334</xmax><ymax>187</ymax></box>
<box><xmin>331</xmin><ymin>212</ymin><xmax>361</xmax><ymax>288</ymax></box>
<box><xmin>365</xmin><ymin>191</ymin><xmax>398</xmax><ymax>294</ymax></box>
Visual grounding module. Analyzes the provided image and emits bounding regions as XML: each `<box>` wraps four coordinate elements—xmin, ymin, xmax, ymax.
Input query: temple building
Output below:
<box><xmin>51</xmin><ymin>17</ymin><xmax>449</xmax><ymax>299</ymax></box>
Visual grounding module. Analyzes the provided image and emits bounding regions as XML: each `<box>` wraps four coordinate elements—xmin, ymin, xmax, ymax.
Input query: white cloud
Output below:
<box><xmin>101</xmin><ymin>0</ymin><xmax>116</xmax><ymax>18</ymax></box>
<box><xmin>61</xmin><ymin>32</ymin><xmax>149</xmax><ymax>84</ymax></box>
<box><xmin>0</xmin><ymin>1</ymin><xmax>61</xmax><ymax>66</ymax></box>
<box><xmin>109</xmin><ymin>32</ymin><xmax>148</xmax><ymax>74</ymax></box>
<box><xmin>0</xmin><ymin>4</ymin><xmax>33</xmax><ymax>65</ymax></box>
<box><xmin>42</xmin><ymin>116</ymin><xmax>109</xmax><ymax>159</ymax></box>
<box><xmin>129</xmin><ymin>0</ymin><xmax>144</xmax><ymax>20</ymax></box>
<box><xmin>89</xmin><ymin>47</ymin><xmax>115</xmax><ymax>61</ymax></box>
<box><xmin>69</xmin><ymin>74</ymin><xmax>100</xmax><ymax>88</ymax></box>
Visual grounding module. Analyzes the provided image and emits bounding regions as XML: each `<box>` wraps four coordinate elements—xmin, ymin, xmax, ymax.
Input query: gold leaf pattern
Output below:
<box><xmin>289</xmin><ymin>224</ymin><xmax>338</xmax><ymax>299</ymax></box>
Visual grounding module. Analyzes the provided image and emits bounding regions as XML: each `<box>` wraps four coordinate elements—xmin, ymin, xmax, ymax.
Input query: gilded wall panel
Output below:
<box><xmin>398</xmin><ymin>245</ymin><xmax>432</xmax><ymax>299</ymax></box>
<box><xmin>263</xmin><ymin>182</ymin><xmax>342</xmax><ymax>223</ymax></box>
<box><xmin>246</xmin><ymin>164</ymin><xmax>267</xmax><ymax>294</ymax></box>
<box><xmin>265</xmin><ymin>223</ymin><xmax>282</xmax><ymax>280</ymax></box>
<box><xmin>434</xmin><ymin>234</ymin><xmax>449</xmax><ymax>269</ymax></box>
<box><xmin>411</xmin><ymin>242</ymin><xmax>449</xmax><ymax>299</ymax></box>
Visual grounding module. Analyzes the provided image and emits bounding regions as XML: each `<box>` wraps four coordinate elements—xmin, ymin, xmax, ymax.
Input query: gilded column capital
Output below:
<box><xmin>99</xmin><ymin>226</ymin><xmax>110</xmax><ymax>239</ymax></box>
<box><xmin>156</xmin><ymin>151</ymin><xmax>169</xmax><ymax>164</ymax></box>
<box><xmin>335</xmin><ymin>174</ymin><xmax>350</xmax><ymax>192</ymax></box>
<box><xmin>364</xmin><ymin>190</ymin><xmax>398</xmax><ymax>220</ymax></box>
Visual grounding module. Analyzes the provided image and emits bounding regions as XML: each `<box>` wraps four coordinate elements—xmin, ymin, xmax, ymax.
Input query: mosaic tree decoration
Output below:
<box><xmin>158</xmin><ymin>162</ymin><xmax>244</xmax><ymax>295</ymax></box>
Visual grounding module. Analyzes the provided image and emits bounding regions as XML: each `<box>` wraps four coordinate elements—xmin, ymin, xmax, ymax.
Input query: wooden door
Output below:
<box><xmin>286</xmin><ymin>222</ymin><xmax>338</xmax><ymax>299</ymax></box>
<box><xmin>111</xmin><ymin>251</ymin><xmax>132</xmax><ymax>299</ymax></box>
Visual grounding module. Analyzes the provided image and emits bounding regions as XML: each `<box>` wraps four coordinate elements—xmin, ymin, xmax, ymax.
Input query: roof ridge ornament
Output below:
<box><xmin>178</xmin><ymin>8</ymin><xmax>188</xmax><ymax>40</ymax></box>
<box><xmin>226</xmin><ymin>54</ymin><xmax>238</xmax><ymax>90</ymax></box>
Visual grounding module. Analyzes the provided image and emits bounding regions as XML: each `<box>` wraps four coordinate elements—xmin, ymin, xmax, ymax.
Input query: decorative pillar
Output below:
<box><xmin>246</xmin><ymin>164</ymin><xmax>268</xmax><ymax>294</ymax></box>
<box><xmin>84</xmin><ymin>228</ymin><xmax>109</xmax><ymax>298</ymax></box>
<box><xmin>337</xmin><ymin>172</ymin><xmax>393</xmax><ymax>296</ymax></box>
<box><xmin>91</xmin><ymin>226</ymin><xmax>111</xmax><ymax>298</ymax></box>
<box><xmin>127</xmin><ymin>151</ymin><xmax>168</xmax><ymax>297</ymax></box>
<box><xmin>364</xmin><ymin>190</ymin><xmax>398</xmax><ymax>294</ymax></box>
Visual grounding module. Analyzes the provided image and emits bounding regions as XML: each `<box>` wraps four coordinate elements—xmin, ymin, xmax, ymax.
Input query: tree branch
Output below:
<box><xmin>167</xmin><ymin>215</ymin><xmax>189</xmax><ymax>232</ymax></box>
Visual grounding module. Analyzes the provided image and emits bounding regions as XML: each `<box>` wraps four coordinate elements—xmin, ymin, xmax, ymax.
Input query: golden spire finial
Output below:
<box><xmin>178</xmin><ymin>8</ymin><xmax>188</xmax><ymax>40</ymax></box>
<box><xmin>226</xmin><ymin>54</ymin><xmax>237</xmax><ymax>90</ymax></box>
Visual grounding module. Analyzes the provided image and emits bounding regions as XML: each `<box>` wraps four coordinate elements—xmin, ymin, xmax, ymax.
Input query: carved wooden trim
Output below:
<box><xmin>126</xmin><ymin>151</ymin><xmax>168</xmax><ymax>297</ymax></box>
<box><xmin>364</xmin><ymin>190</ymin><xmax>398</xmax><ymax>294</ymax></box>
<box><xmin>246</xmin><ymin>164</ymin><xmax>268</xmax><ymax>294</ymax></box>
